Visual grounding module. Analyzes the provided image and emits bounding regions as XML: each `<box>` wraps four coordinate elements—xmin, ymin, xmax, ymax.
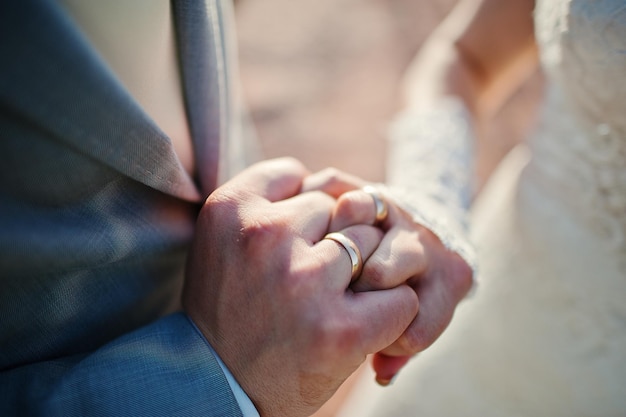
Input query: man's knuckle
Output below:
<box><xmin>237</xmin><ymin>215</ymin><xmax>282</xmax><ymax>252</ymax></box>
<box><xmin>317</xmin><ymin>167</ymin><xmax>345</xmax><ymax>187</ymax></box>
<box><xmin>337</xmin><ymin>197</ymin><xmax>360</xmax><ymax>218</ymax></box>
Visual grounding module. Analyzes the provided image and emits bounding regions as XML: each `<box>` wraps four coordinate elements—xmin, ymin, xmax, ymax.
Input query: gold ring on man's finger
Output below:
<box><xmin>324</xmin><ymin>232</ymin><xmax>363</xmax><ymax>281</ymax></box>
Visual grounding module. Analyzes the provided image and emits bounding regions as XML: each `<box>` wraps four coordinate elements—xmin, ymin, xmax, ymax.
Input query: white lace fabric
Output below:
<box><xmin>336</xmin><ymin>2</ymin><xmax>626</xmax><ymax>416</ymax></box>
<box><xmin>382</xmin><ymin>0</ymin><xmax>626</xmax><ymax>275</ymax></box>
<box><xmin>383</xmin><ymin>98</ymin><xmax>476</xmax><ymax>272</ymax></box>
<box><xmin>530</xmin><ymin>0</ymin><xmax>626</xmax><ymax>252</ymax></box>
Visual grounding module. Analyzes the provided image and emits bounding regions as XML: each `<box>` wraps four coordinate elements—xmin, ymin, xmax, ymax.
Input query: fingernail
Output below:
<box><xmin>375</xmin><ymin>374</ymin><xmax>397</xmax><ymax>386</ymax></box>
<box><xmin>375</xmin><ymin>377</ymin><xmax>391</xmax><ymax>386</ymax></box>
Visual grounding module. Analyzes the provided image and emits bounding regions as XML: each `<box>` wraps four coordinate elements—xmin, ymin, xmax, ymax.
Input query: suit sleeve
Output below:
<box><xmin>0</xmin><ymin>313</ymin><xmax>244</xmax><ymax>417</ymax></box>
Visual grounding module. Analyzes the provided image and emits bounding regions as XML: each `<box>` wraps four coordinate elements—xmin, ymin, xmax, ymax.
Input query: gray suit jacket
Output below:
<box><xmin>0</xmin><ymin>0</ymin><xmax>244</xmax><ymax>415</ymax></box>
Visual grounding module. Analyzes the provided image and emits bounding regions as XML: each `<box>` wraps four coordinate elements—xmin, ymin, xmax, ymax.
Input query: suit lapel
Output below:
<box><xmin>0</xmin><ymin>0</ymin><xmax>202</xmax><ymax>202</ymax></box>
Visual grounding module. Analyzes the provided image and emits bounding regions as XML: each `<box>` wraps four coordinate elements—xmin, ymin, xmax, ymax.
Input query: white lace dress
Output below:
<box><xmin>338</xmin><ymin>1</ymin><xmax>626</xmax><ymax>415</ymax></box>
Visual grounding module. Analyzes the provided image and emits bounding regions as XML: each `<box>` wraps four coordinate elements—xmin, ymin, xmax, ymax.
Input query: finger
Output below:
<box><xmin>223</xmin><ymin>157</ymin><xmax>309</xmax><ymax>203</ymax></box>
<box><xmin>314</xmin><ymin>224</ymin><xmax>383</xmax><ymax>290</ymax></box>
<box><xmin>380</xmin><ymin>253</ymin><xmax>472</xmax><ymax>356</ymax></box>
<box><xmin>371</xmin><ymin>353</ymin><xmax>412</xmax><ymax>386</ymax></box>
<box><xmin>347</xmin><ymin>285</ymin><xmax>419</xmax><ymax>354</ymax></box>
<box><xmin>380</xmin><ymin>288</ymin><xmax>449</xmax><ymax>357</ymax></box>
<box><xmin>273</xmin><ymin>191</ymin><xmax>336</xmax><ymax>242</ymax></box>
<box><xmin>328</xmin><ymin>190</ymin><xmax>380</xmax><ymax>232</ymax></box>
<box><xmin>301</xmin><ymin>167</ymin><xmax>369</xmax><ymax>198</ymax></box>
<box><xmin>352</xmin><ymin>225</ymin><xmax>429</xmax><ymax>292</ymax></box>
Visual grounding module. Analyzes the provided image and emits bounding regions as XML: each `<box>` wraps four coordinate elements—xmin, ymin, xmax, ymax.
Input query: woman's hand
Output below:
<box><xmin>303</xmin><ymin>168</ymin><xmax>473</xmax><ymax>384</ymax></box>
<box><xmin>183</xmin><ymin>158</ymin><xmax>418</xmax><ymax>417</ymax></box>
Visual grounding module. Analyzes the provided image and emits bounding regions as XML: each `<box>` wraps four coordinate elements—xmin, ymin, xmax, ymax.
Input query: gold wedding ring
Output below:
<box><xmin>363</xmin><ymin>185</ymin><xmax>388</xmax><ymax>225</ymax></box>
<box><xmin>324</xmin><ymin>232</ymin><xmax>363</xmax><ymax>281</ymax></box>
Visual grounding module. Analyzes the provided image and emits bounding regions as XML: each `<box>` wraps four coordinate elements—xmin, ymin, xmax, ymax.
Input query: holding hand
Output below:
<box><xmin>303</xmin><ymin>168</ymin><xmax>473</xmax><ymax>385</ymax></box>
<box><xmin>183</xmin><ymin>158</ymin><xmax>418</xmax><ymax>417</ymax></box>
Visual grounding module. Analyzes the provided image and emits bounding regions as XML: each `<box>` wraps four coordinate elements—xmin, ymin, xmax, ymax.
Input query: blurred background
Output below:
<box><xmin>233</xmin><ymin>2</ymin><xmax>542</xmax><ymax>413</ymax></box>
<box><xmin>234</xmin><ymin>0</ymin><xmax>543</xmax><ymax>190</ymax></box>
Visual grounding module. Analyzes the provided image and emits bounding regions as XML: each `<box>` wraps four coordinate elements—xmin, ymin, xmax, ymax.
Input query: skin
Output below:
<box><xmin>58</xmin><ymin>1</ymin><xmax>539</xmax><ymax>415</ymax></box>
<box><xmin>383</xmin><ymin>0</ymin><xmax>538</xmax><ymax>384</ymax></box>
<box><xmin>310</xmin><ymin>0</ymin><xmax>538</xmax><ymax>394</ymax></box>
<box><xmin>185</xmin><ymin>1</ymin><xmax>539</xmax><ymax>414</ymax></box>
<box><xmin>183</xmin><ymin>158</ymin><xmax>419</xmax><ymax>417</ymax></box>
<box><xmin>302</xmin><ymin>170</ymin><xmax>473</xmax><ymax>385</ymax></box>
<box><xmin>403</xmin><ymin>0</ymin><xmax>538</xmax><ymax>121</ymax></box>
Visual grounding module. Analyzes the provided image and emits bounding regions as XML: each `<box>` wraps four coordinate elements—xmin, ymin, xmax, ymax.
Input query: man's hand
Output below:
<box><xmin>183</xmin><ymin>158</ymin><xmax>418</xmax><ymax>417</ymax></box>
<box><xmin>302</xmin><ymin>168</ymin><xmax>473</xmax><ymax>385</ymax></box>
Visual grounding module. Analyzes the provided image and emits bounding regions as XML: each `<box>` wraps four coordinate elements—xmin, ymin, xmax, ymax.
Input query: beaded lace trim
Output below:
<box><xmin>384</xmin><ymin>98</ymin><xmax>476</xmax><ymax>272</ymax></box>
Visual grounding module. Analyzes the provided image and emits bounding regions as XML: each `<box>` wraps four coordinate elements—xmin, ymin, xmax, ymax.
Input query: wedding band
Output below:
<box><xmin>324</xmin><ymin>232</ymin><xmax>363</xmax><ymax>281</ymax></box>
<box><xmin>363</xmin><ymin>185</ymin><xmax>388</xmax><ymax>225</ymax></box>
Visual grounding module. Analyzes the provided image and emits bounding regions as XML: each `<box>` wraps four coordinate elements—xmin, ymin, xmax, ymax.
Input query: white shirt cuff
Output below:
<box><xmin>206</xmin><ymin>342</ymin><xmax>260</xmax><ymax>417</ymax></box>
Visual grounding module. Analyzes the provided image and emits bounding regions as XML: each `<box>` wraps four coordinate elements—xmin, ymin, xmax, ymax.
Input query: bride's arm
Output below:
<box><xmin>404</xmin><ymin>0</ymin><xmax>538</xmax><ymax>120</ymax></box>
<box><xmin>309</xmin><ymin>1</ymin><xmax>540</xmax><ymax>397</ymax></box>
<box><xmin>370</xmin><ymin>0</ymin><xmax>538</xmax><ymax>380</ymax></box>
<box><xmin>384</xmin><ymin>0</ymin><xmax>539</xmax><ymax>273</ymax></box>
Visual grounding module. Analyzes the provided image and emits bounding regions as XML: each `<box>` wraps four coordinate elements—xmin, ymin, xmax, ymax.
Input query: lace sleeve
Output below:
<box><xmin>382</xmin><ymin>98</ymin><xmax>476</xmax><ymax>272</ymax></box>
